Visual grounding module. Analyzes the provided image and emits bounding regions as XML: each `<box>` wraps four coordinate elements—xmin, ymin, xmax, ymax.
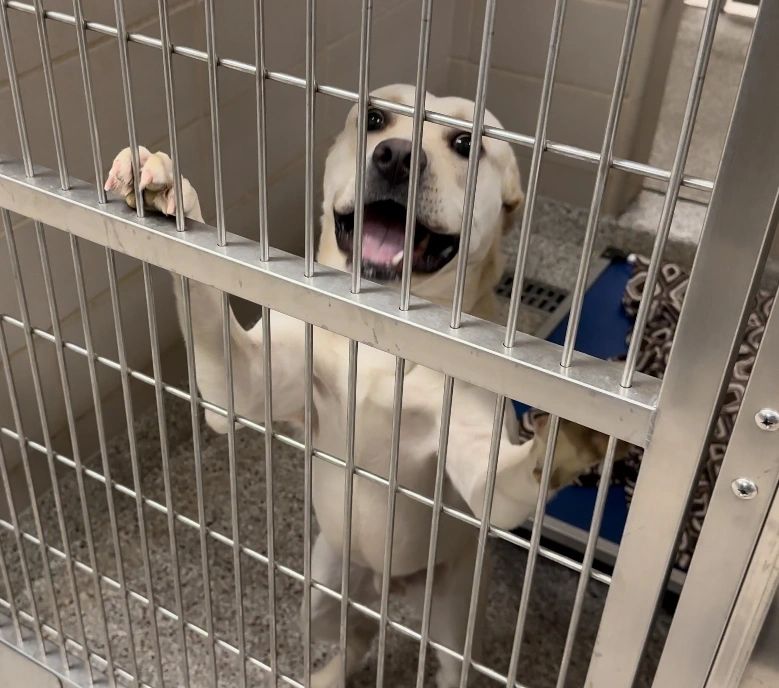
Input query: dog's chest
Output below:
<box><xmin>310</xmin><ymin>332</ymin><xmax>438</xmax><ymax>464</ymax></box>
<box><xmin>308</xmin><ymin>331</ymin><xmax>460</xmax><ymax>573</ymax></box>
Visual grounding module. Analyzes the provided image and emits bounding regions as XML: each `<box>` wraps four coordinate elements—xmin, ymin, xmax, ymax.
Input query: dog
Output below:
<box><xmin>105</xmin><ymin>84</ymin><xmax>611</xmax><ymax>687</ymax></box>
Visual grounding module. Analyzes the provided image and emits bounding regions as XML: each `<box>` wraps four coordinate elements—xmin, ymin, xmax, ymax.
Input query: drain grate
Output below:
<box><xmin>497</xmin><ymin>275</ymin><xmax>568</xmax><ymax>315</ymax></box>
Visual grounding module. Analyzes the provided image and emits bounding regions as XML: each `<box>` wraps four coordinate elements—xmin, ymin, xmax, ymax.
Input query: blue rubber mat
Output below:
<box><xmin>512</xmin><ymin>256</ymin><xmax>634</xmax><ymax>544</ymax></box>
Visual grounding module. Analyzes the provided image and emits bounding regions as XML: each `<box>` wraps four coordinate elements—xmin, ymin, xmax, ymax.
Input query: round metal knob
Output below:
<box><xmin>755</xmin><ymin>408</ymin><xmax>779</xmax><ymax>431</ymax></box>
<box><xmin>731</xmin><ymin>478</ymin><xmax>758</xmax><ymax>500</ymax></box>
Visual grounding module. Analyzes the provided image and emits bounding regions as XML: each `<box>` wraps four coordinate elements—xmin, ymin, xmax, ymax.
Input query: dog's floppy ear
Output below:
<box><xmin>501</xmin><ymin>153</ymin><xmax>524</xmax><ymax>234</ymax></box>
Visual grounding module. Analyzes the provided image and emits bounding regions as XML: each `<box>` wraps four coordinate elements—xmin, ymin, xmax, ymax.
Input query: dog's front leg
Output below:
<box><xmin>105</xmin><ymin>147</ymin><xmax>305</xmax><ymax>431</ymax></box>
<box><xmin>306</xmin><ymin>533</ymin><xmax>378</xmax><ymax>687</ymax></box>
<box><xmin>403</xmin><ymin>536</ymin><xmax>489</xmax><ymax>688</ymax></box>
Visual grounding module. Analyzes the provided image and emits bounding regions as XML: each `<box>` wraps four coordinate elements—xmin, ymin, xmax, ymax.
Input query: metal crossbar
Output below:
<box><xmin>0</xmin><ymin>163</ymin><xmax>658</xmax><ymax>446</ymax></box>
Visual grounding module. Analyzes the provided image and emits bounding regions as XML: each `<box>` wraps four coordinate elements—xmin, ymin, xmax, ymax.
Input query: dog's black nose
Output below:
<box><xmin>372</xmin><ymin>138</ymin><xmax>427</xmax><ymax>185</ymax></box>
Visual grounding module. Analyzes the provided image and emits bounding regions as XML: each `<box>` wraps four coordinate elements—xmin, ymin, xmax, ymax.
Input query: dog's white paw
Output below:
<box><xmin>104</xmin><ymin>146</ymin><xmax>194</xmax><ymax>217</ymax></box>
<box><xmin>309</xmin><ymin>654</ymin><xmax>345</xmax><ymax>688</ymax></box>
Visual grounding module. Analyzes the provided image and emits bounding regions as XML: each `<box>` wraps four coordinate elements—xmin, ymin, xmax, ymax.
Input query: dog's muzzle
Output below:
<box><xmin>334</xmin><ymin>202</ymin><xmax>460</xmax><ymax>281</ymax></box>
<box><xmin>334</xmin><ymin>138</ymin><xmax>460</xmax><ymax>281</ymax></box>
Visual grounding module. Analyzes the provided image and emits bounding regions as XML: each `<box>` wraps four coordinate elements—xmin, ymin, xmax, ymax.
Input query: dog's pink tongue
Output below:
<box><xmin>361</xmin><ymin>204</ymin><xmax>406</xmax><ymax>265</ymax></box>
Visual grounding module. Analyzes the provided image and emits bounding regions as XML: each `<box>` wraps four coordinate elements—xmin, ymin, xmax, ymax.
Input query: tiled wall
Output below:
<box><xmin>0</xmin><ymin>0</ymin><xmax>677</xmax><ymax>502</ymax></box>
<box><xmin>447</xmin><ymin>0</ymin><xmax>682</xmax><ymax>211</ymax></box>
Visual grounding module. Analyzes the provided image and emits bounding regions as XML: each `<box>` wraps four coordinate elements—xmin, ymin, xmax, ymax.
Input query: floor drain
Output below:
<box><xmin>496</xmin><ymin>275</ymin><xmax>568</xmax><ymax>315</ymax></box>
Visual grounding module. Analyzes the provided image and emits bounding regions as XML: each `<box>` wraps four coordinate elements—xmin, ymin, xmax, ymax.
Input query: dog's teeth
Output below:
<box><xmin>391</xmin><ymin>251</ymin><xmax>404</xmax><ymax>267</ymax></box>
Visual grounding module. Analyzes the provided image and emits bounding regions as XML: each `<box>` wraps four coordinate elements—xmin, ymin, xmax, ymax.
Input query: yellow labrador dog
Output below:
<box><xmin>106</xmin><ymin>84</ymin><xmax>608</xmax><ymax>687</ymax></box>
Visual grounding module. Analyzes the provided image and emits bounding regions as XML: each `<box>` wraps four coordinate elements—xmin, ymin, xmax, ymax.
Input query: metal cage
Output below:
<box><xmin>0</xmin><ymin>0</ymin><xmax>778</xmax><ymax>687</ymax></box>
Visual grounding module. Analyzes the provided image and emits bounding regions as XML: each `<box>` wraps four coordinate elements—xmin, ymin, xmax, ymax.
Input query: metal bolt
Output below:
<box><xmin>755</xmin><ymin>408</ymin><xmax>779</xmax><ymax>431</ymax></box>
<box><xmin>731</xmin><ymin>478</ymin><xmax>758</xmax><ymax>500</ymax></box>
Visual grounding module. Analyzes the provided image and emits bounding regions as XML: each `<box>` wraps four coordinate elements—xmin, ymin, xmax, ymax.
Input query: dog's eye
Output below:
<box><xmin>452</xmin><ymin>133</ymin><xmax>471</xmax><ymax>158</ymax></box>
<box><xmin>366</xmin><ymin>108</ymin><xmax>386</xmax><ymax>131</ymax></box>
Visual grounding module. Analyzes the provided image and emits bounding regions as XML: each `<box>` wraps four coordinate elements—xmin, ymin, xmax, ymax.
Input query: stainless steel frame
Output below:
<box><xmin>0</xmin><ymin>0</ymin><xmax>778</xmax><ymax>687</ymax></box>
<box><xmin>586</xmin><ymin>1</ymin><xmax>779</xmax><ymax>683</ymax></box>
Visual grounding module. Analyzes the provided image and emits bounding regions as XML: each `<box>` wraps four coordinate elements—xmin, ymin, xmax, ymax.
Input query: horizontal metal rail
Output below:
<box><xmin>0</xmin><ymin>162</ymin><xmax>658</xmax><ymax>445</ymax></box>
<box><xmin>3</xmin><ymin>0</ymin><xmax>713</xmax><ymax>194</ymax></box>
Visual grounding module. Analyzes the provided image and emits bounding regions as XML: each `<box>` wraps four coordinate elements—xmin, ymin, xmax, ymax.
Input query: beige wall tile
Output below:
<box><xmin>3</xmin><ymin>0</ymin><xmax>195</xmax><ymax>84</ymax></box>
<box><xmin>1</xmin><ymin>219</ymin><xmax>137</xmax><ymax>351</ymax></box>
<box><xmin>461</xmin><ymin>0</ymin><xmax>660</xmax><ymax>98</ymax></box>
<box><xmin>1</xmin><ymin>262</ymin><xmax>178</xmax><ymax>474</ymax></box>
<box><xmin>0</xmin><ymin>12</ymin><xmax>208</xmax><ymax>189</ymax></box>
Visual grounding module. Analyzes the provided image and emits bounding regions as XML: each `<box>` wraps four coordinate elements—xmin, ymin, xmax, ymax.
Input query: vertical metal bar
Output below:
<box><xmin>555</xmin><ymin>436</ymin><xmax>618</xmax><ymax>688</ymax></box>
<box><xmin>220</xmin><ymin>292</ymin><xmax>247</xmax><ymax>687</ymax></box>
<box><xmin>0</xmin><ymin>409</ymin><xmax>44</xmax><ymax>653</ymax></box>
<box><xmin>559</xmin><ymin>0</ymin><xmax>642</xmax><ymax>367</ymax></box>
<box><xmin>0</xmin><ymin>0</ymin><xmax>33</xmax><ymax>175</ymax></box>
<box><xmin>350</xmin><ymin>0</ymin><xmax>373</xmax><ymax>294</ymax></box>
<box><xmin>503</xmin><ymin>0</ymin><xmax>568</xmax><ymax>345</ymax></box>
<box><xmin>36</xmin><ymin>223</ymin><xmax>115</xmax><ymax>684</ymax></box>
<box><xmin>505</xmin><ymin>414</ymin><xmax>562</xmax><ymax>687</ymax></box>
<box><xmin>204</xmin><ymin>0</ymin><xmax>225</xmax><ymax>242</ymax></box>
<box><xmin>112</xmin><ymin>0</ymin><xmax>144</xmax><ymax>219</ymax></box>
<box><xmin>414</xmin><ymin>375</ymin><xmax>454</xmax><ymax>688</ymax></box>
<box><xmin>179</xmin><ymin>276</ymin><xmax>219</xmax><ymax>686</ymax></box>
<box><xmin>32</xmin><ymin>0</ymin><xmax>69</xmax><ymax>189</ymax></box>
<box><xmin>652</xmin><ymin>295</ymin><xmax>779</xmax><ymax>688</ymax></box>
<box><xmin>0</xmin><ymin>507</ymin><xmax>22</xmax><ymax>644</ymax></box>
<box><xmin>375</xmin><ymin>356</ymin><xmax>405</xmax><ymax>686</ymax></box>
<box><xmin>339</xmin><ymin>339</ymin><xmax>359</xmax><ymax>678</ymax></box>
<box><xmin>302</xmin><ymin>4</ymin><xmax>316</xmax><ymax>680</ymax></box>
<box><xmin>459</xmin><ymin>395</ymin><xmax>506</xmax><ymax>687</ymax></box>
<box><xmin>142</xmin><ymin>263</ymin><xmax>189</xmax><ymax>687</ymax></box>
<box><xmin>304</xmin><ymin>0</ymin><xmax>316</xmax><ymax>275</ymax></box>
<box><xmin>255</xmin><ymin>0</ymin><xmax>270</xmax><ymax>259</ymax></box>
<box><xmin>157</xmin><ymin>0</ymin><xmax>185</xmax><ymax>231</ymax></box>
<box><xmin>72</xmin><ymin>0</ymin><xmax>106</xmax><ymax>204</ymax></box>
<box><xmin>3</xmin><ymin>212</ymin><xmax>85</xmax><ymax>675</ymax></box>
<box><xmin>620</xmin><ymin>0</ymin><xmax>720</xmax><ymax>388</ymax></box>
<box><xmin>584</xmin><ymin>1</ymin><xmax>779</xmax><ymax>682</ymax></box>
<box><xmin>105</xmin><ymin>249</ymin><xmax>165</xmax><ymax>687</ymax></box>
<box><xmin>71</xmin><ymin>6</ymin><xmax>117</xmax><ymax>672</ymax></box>
<box><xmin>302</xmin><ymin>322</ymin><xmax>314</xmax><ymax>686</ymax></box>
<box><xmin>0</xmin><ymin>314</ymin><xmax>67</xmax><ymax>666</ymax></box>
<box><xmin>399</xmin><ymin>0</ymin><xmax>432</xmax><ymax>311</ymax></box>
<box><xmin>70</xmin><ymin>235</ymin><xmax>140</xmax><ymax>683</ymax></box>
<box><xmin>706</xmin><ymin>493</ymin><xmax>779</xmax><ymax>688</ymax></box>
<box><xmin>261</xmin><ymin>308</ymin><xmax>277</xmax><ymax>683</ymax></box>
<box><xmin>450</xmin><ymin>0</ymin><xmax>496</xmax><ymax>329</ymax></box>
<box><xmin>222</xmin><ymin>292</ymin><xmax>247</xmax><ymax>687</ymax></box>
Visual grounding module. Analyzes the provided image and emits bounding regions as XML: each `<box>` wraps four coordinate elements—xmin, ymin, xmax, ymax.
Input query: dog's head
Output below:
<box><xmin>318</xmin><ymin>84</ymin><xmax>523</xmax><ymax>312</ymax></box>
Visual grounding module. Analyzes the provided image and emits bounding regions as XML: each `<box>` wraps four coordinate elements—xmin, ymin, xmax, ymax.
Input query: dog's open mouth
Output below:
<box><xmin>334</xmin><ymin>201</ymin><xmax>460</xmax><ymax>281</ymax></box>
